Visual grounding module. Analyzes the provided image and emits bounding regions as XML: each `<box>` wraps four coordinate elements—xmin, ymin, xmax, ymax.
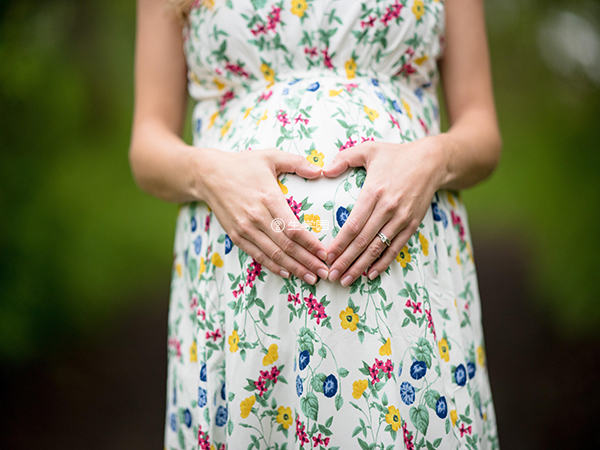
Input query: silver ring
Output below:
<box><xmin>377</xmin><ymin>231</ymin><xmax>391</xmax><ymax>247</ymax></box>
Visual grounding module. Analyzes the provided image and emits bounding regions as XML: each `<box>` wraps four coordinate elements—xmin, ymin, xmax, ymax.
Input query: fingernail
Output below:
<box><xmin>341</xmin><ymin>274</ymin><xmax>352</xmax><ymax>287</ymax></box>
<box><xmin>317</xmin><ymin>268</ymin><xmax>329</xmax><ymax>279</ymax></box>
<box><xmin>326</xmin><ymin>253</ymin><xmax>336</xmax><ymax>265</ymax></box>
<box><xmin>280</xmin><ymin>269</ymin><xmax>290</xmax><ymax>278</ymax></box>
<box><xmin>368</xmin><ymin>270</ymin><xmax>378</xmax><ymax>280</ymax></box>
<box><xmin>304</xmin><ymin>273</ymin><xmax>317</xmax><ymax>284</ymax></box>
<box><xmin>328</xmin><ymin>269</ymin><xmax>339</xmax><ymax>282</ymax></box>
<box><xmin>317</xmin><ymin>250</ymin><xmax>327</xmax><ymax>261</ymax></box>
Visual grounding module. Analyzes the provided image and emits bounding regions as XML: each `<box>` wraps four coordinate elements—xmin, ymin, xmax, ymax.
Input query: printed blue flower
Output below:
<box><xmin>306</xmin><ymin>82</ymin><xmax>320</xmax><ymax>92</ymax></box>
<box><xmin>221</xmin><ymin>382</ymin><xmax>226</xmax><ymax>400</ymax></box>
<box><xmin>194</xmin><ymin>235</ymin><xmax>202</xmax><ymax>255</ymax></box>
<box><xmin>296</xmin><ymin>375</ymin><xmax>303</xmax><ymax>397</ymax></box>
<box><xmin>215</xmin><ymin>405</ymin><xmax>228</xmax><ymax>427</ymax></box>
<box><xmin>435</xmin><ymin>396</ymin><xmax>448</xmax><ymax>419</ymax></box>
<box><xmin>400</xmin><ymin>381</ymin><xmax>416</xmax><ymax>405</ymax></box>
<box><xmin>191</xmin><ymin>216</ymin><xmax>197</xmax><ymax>232</ymax></box>
<box><xmin>200</xmin><ymin>362</ymin><xmax>207</xmax><ymax>381</ymax></box>
<box><xmin>224</xmin><ymin>234</ymin><xmax>233</xmax><ymax>254</ymax></box>
<box><xmin>431</xmin><ymin>202</ymin><xmax>448</xmax><ymax>227</ymax></box>
<box><xmin>398</xmin><ymin>363</ymin><xmax>403</xmax><ymax>377</ymax></box>
<box><xmin>289</xmin><ymin>78</ymin><xmax>301</xmax><ymax>85</ymax></box>
<box><xmin>195</xmin><ymin>118</ymin><xmax>202</xmax><ymax>134</ymax></box>
<box><xmin>170</xmin><ymin>412</ymin><xmax>177</xmax><ymax>432</ymax></box>
<box><xmin>376</xmin><ymin>91</ymin><xmax>386</xmax><ymax>103</ymax></box>
<box><xmin>371</xmin><ymin>78</ymin><xmax>380</xmax><ymax>86</ymax></box>
<box><xmin>392</xmin><ymin>99</ymin><xmax>402</xmax><ymax>113</ymax></box>
<box><xmin>198</xmin><ymin>387</ymin><xmax>207</xmax><ymax>407</ymax></box>
<box><xmin>183</xmin><ymin>408</ymin><xmax>192</xmax><ymax>427</ymax></box>
<box><xmin>336</xmin><ymin>206</ymin><xmax>349</xmax><ymax>228</ymax></box>
<box><xmin>184</xmin><ymin>249</ymin><xmax>189</xmax><ymax>265</ymax></box>
<box><xmin>299</xmin><ymin>350</ymin><xmax>310</xmax><ymax>371</ymax></box>
<box><xmin>414</xmin><ymin>88</ymin><xmax>424</xmax><ymax>102</ymax></box>
<box><xmin>323</xmin><ymin>374</ymin><xmax>338</xmax><ymax>398</ymax></box>
<box><xmin>282</xmin><ymin>87</ymin><xmax>289</xmax><ymax>95</ymax></box>
<box><xmin>455</xmin><ymin>364</ymin><xmax>467</xmax><ymax>386</ymax></box>
<box><xmin>410</xmin><ymin>360</ymin><xmax>427</xmax><ymax>380</ymax></box>
<box><xmin>467</xmin><ymin>362</ymin><xmax>476</xmax><ymax>379</ymax></box>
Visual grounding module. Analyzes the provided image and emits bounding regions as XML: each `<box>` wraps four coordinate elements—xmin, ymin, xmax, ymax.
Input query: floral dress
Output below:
<box><xmin>164</xmin><ymin>0</ymin><xmax>500</xmax><ymax>449</ymax></box>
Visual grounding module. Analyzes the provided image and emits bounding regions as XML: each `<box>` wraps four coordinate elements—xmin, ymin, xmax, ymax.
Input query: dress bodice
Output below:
<box><xmin>183</xmin><ymin>0</ymin><xmax>446</xmax><ymax>102</ymax></box>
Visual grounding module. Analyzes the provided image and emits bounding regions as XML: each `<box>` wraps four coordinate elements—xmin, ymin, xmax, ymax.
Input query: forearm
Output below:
<box><xmin>435</xmin><ymin>106</ymin><xmax>502</xmax><ymax>192</ymax></box>
<box><xmin>128</xmin><ymin>119</ymin><xmax>208</xmax><ymax>204</ymax></box>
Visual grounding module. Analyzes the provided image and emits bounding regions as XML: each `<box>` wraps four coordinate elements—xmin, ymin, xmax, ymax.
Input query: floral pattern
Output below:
<box><xmin>164</xmin><ymin>0</ymin><xmax>499</xmax><ymax>449</ymax></box>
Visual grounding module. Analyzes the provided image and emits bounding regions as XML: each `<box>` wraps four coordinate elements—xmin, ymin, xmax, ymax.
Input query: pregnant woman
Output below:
<box><xmin>129</xmin><ymin>0</ymin><xmax>502</xmax><ymax>448</ymax></box>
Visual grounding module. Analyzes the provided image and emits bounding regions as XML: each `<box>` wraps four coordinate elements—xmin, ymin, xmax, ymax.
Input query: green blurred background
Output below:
<box><xmin>1</xmin><ymin>0</ymin><xmax>599</xmax><ymax>448</ymax></box>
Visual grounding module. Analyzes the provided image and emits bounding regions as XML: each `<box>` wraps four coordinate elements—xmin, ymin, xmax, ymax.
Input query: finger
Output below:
<box><xmin>257</xmin><ymin>205</ymin><xmax>330</xmax><ymax>281</ymax></box>
<box><xmin>271</xmin><ymin>149</ymin><xmax>323</xmax><ymax>179</ymax></box>
<box><xmin>232</xmin><ymin>234</ymin><xmax>291</xmax><ymax>279</ymax></box>
<box><xmin>325</xmin><ymin>184</ymin><xmax>378</xmax><ymax>278</ymax></box>
<box><xmin>337</xmin><ymin>218</ymin><xmax>402</xmax><ymax>287</ymax></box>
<box><xmin>248</xmin><ymin>226</ymin><xmax>322</xmax><ymax>285</ymax></box>
<box><xmin>321</xmin><ymin>143</ymin><xmax>369</xmax><ymax>178</ymax></box>
<box><xmin>366</xmin><ymin>225</ymin><xmax>417</xmax><ymax>279</ymax></box>
<box><xmin>266</xmin><ymin>187</ymin><xmax>329</xmax><ymax>262</ymax></box>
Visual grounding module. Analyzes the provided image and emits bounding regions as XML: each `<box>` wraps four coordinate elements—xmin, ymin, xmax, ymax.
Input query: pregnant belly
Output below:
<box><xmin>193</xmin><ymin>74</ymin><xmax>439</xmax><ymax>249</ymax></box>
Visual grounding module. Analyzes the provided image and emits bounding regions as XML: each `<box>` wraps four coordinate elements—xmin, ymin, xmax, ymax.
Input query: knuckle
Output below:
<box><xmin>368</xmin><ymin>244</ymin><xmax>382</xmax><ymax>259</ymax></box>
<box><xmin>354</xmin><ymin>233</ymin><xmax>369</xmax><ymax>250</ymax></box>
<box><xmin>280</xmin><ymin>238</ymin><xmax>296</xmax><ymax>255</ymax></box>
<box><xmin>253</xmin><ymin>252</ymin><xmax>266</xmax><ymax>265</ymax></box>
<box><xmin>344</xmin><ymin>217</ymin><xmax>360</xmax><ymax>235</ymax></box>
<box><xmin>269</xmin><ymin>247</ymin><xmax>284</xmax><ymax>263</ymax></box>
<box><xmin>237</xmin><ymin>220</ymin><xmax>251</xmax><ymax>237</ymax></box>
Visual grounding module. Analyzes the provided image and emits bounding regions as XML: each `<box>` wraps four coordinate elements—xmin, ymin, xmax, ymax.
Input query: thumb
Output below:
<box><xmin>272</xmin><ymin>150</ymin><xmax>322</xmax><ymax>179</ymax></box>
<box><xmin>322</xmin><ymin>145</ymin><xmax>367</xmax><ymax>178</ymax></box>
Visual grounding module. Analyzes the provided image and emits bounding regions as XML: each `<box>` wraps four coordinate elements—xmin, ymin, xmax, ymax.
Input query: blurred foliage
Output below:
<box><xmin>0</xmin><ymin>0</ymin><xmax>599</xmax><ymax>364</ymax></box>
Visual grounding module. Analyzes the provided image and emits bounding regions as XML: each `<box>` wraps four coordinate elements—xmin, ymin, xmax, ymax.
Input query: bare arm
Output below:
<box><xmin>437</xmin><ymin>0</ymin><xmax>503</xmax><ymax>190</ymax></box>
<box><xmin>129</xmin><ymin>0</ymin><xmax>203</xmax><ymax>203</ymax></box>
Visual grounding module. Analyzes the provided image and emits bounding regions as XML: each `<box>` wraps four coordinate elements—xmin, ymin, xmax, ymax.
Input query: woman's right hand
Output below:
<box><xmin>193</xmin><ymin>147</ymin><xmax>330</xmax><ymax>285</ymax></box>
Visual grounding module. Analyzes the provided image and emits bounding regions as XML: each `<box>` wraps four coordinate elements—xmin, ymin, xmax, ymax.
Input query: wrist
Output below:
<box><xmin>429</xmin><ymin>132</ymin><xmax>458</xmax><ymax>191</ymax></box>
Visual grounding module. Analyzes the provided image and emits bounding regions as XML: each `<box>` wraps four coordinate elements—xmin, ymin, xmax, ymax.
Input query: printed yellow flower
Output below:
<box><xmin>240</xmin><ymin>395</ymin><xmax>255</xmax><ymax>419</ymax></box>
<box><xmin>199</xmin><ymin>257</ymin><xmax>206</xmax><ymax>275</ymax></box>
<box><xmin>483</xmin><ymin>412</ymin><xmax>488</xmax><ymax>421</ymax></box>
<box><xmin>228</xmin><ymin>330</ymin><xmax>240</xmax><ymax>353</ymax></box>
<box><xmin>291</xmin><ymin>0</ymin><xmax>308</xmax><ymax>17</ymax></box>
<box><xmin>211</xmin><ymin>252</ymin><xmax>224</xmax><ymax>267</ymax></box>
<box><xmin>190</xmin><ymin>340</ymin><xmax>198</xmax><ymax>362</ymax></box>
<box><xmin>276</xmin><ymin>406</ymin><xmax>294</xmax><ymax>429</ymax></box>
<box><xmin>213</xmin><ymin>77</ymin><xmax>225</xmax><ymax>90</ymax></box>
<box><xmin>385</xmin><ymin>405</ymin><xmax>401</xmax><ymax>432</ymax></box>
<box><xmin>447</xmin><ymin>190</ymin><xmax>457</xmax><ymax>207</ymax></box>
<box><xmin>477</xmin><ymin>345</ymin><xmax>486</xmax><ymax>367</ymax></box>
<box><xmin>243</xmin><ymin>107</ymin><xmax>253</xmax><ymax>119</ymax></box>
<box><xmin>352</xmin><ymin>379</ymin><xmax>368</xmax><ymax>399</ymax></box>
<box><xmin>395</xmin><ymin>245</ymin><xmax>412</xmax><ymax>267</ymax></box>
<box><xmin>450</xmin><ymin>409</ymin><xmax>458</xmax><ymax>427</ymax></box>
<box><xmin>260</xmin><ymin>63</ymin><xmax>275</xmax><ymax>87</ymax></box>
<box><xmin>438</xmin><ymin>338</ymin><xmax>449</xmax><ymax>362</ymax></box>
<box><xmin>307</xmin><ymin>149</ymin><xmax>325</xmax><ymax>167</ymax></box>
<box><xmin>345</xmin><ymin>58</ymin><xmax>357</xmax><ymax>79</ymax></box>
<box><xmin>277</xmin><ymin>178</ymin><xmax>288</xmax><ymax>194</ymax></box>
<box><xmin>379</xmin><ymin>337</ymin><xmax>392</xmax><ymax>356</ymax></box>
<box><xmin>176</xmin><ymin>263</ymin><xmax>182</xmax><ymax>278</ymax></box>
<box><xmin>364</xmin><ymin>105</ymin><xmax>379</xmax><ymax>121</ymax></box>
<box><xmin>256</xmin><ymin>110</ymin><xmax>268</xmax><ymax>125</ymax></box>
<box><xmin>208</xmin><ymin>110</ymin><xmax>219</xmax><ymax>129</ymax></box>
<box><xmin>207</xmin><ymin>205</ymin><xmax>212</xmax><ymax>212</ymax></box>
<box><xmin>262</xmin><ymin>343</ymin><xmax>279</xmax><ymax>366</ymax></box>
<box><xmin>456</xmin><ymin>249</ymin><xmax>462</xmax><ymax>266</ymax></box>
<box><xmin>190</xmin><ymin>70</ymin><xmax>202</xmax><ymax>85</ymax></box>
<box><xmin>221</xmin><ymin>119</ymin><xmax>232</xmax><ymax>137</ymax></box>
<box><xmin>402</xmin><ymin>99</ymin><xmax>413</xmax><ymax>119</ymax></box>
<box><xmin>414</xmin><ymin>54</ymin><xmax>429</xmax><ymax>65</ymax></box>
<box><xmin>303</xmin><ymin>213</ymin><xmax>322</xmax><ymax>232</ymax></box>
<box><xmin>339</xmin><ymin>307</ymin><xmax>359</xmax><ymax>331</ymax></box>
<box><xmin>203</xmin><ymin>0</ymin><xmax>215</xmax><ymax>9</ymax></box>
<box><xmin>418</xmin><ymin>231</ymin><xmax>429</xmax><ymax>256</ymax></box>
<box><xmin>329</xmin><ymin>89</ymin><xmax>343</xmax><ymax>97</ymax></box>
<box><xmin>412</xmin><ymin>0</ymin><xmax>425</xmax><ymax>21</ymax></box>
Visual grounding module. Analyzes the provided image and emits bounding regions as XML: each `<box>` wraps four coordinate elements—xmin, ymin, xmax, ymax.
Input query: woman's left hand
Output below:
<box><xmin>321</xmin><ymin>135</ymin><xmax>449</xmax><ymax>286</ymax></box>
